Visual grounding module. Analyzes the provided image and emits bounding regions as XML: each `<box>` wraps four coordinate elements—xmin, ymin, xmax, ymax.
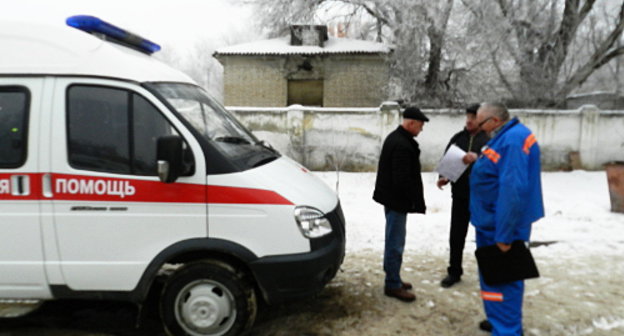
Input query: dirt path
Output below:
<box><xmin>253</xmin><ymin>250</ymin><xmax>624</xmax><ymax>336</ymax></box>
<box><xmin>1</xmin><ymin>250</ymin><xmax>622</xmax><ymax>335</ymax></box>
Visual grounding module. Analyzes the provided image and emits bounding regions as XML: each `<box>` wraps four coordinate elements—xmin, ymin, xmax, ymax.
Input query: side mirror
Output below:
<box><xmin>157</xmin><ymin>135</ymin><xmax>184</xmax><ymax>183</ymax></box>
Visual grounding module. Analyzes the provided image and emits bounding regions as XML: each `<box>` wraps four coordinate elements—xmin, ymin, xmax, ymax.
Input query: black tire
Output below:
<box><xmin>160</xmin><ymin>260</ymin><xmax>257</xmax><ymax>336</ymax></box>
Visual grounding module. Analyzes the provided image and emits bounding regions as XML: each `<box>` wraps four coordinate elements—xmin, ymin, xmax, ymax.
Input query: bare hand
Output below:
<box><xmin>496</xmin><ymin>242</ymin><xmax>511</xmax><ymax>252</ymax></box>
<box><xmin>463</xmin><ymin>152</ymin><xmax>478</xmax><ymax>164</ymax></box>
<box><xmin>436</xmin><ymin>177</ymin><xmax>449</xmax><ymax>190</ymax></box>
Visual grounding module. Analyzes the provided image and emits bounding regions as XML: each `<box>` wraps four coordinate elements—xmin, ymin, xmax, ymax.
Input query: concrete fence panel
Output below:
<box><xmin>229</xmin><ymin>104</ymin><xmax>624</xmax><ymax>171</ymax></box>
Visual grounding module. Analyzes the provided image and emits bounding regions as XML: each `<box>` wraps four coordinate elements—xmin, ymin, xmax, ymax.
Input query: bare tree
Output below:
<box><xmin>155</xmin><ymin>41</ymin><xmax>222</xmax><ymax>100</ymax></box>
<box><xmin>463</xmin><ymin>0</ymin><xmax>624</xmax><ymax>106</ymax></box>
<box><xmin>247</xmin><ymin>0</ymin><xmax>472</xmax><ymax>106</ymax></box>
<box><xmin>247</xmin><ymin>0</ymin><xmax>624</xmax><ymax>107</ymax></box>
<box><xmin>156</xmin><ymin>29</ymin><xmax>260</xmax><ymax>103</ymax></box>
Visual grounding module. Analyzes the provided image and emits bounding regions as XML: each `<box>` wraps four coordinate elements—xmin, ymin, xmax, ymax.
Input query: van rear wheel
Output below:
<box><xmin>160</xmin><ymin>261</ymin><xmax>256</xmax><ymax>336</ymax></box>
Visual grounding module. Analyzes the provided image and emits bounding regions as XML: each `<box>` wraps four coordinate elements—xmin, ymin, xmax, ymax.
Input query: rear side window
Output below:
<box><xmin>67</xmin><ymin>85</ymin><xmax>191</xmax><ymax>176</ymax></box>
<box><xmin>0</xmin><ymin>87</ymin><xmax>29</xmax><ymax>168</ymax></box>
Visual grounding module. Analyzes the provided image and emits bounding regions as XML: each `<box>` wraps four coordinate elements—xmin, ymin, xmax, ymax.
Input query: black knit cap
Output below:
<box><xmin>466</xmin><ymin>103</ymin><xmax>481</xmax><ymax>115</ymax></box>
<box><xmin>402</xmin><ymin>107</ymin><xmax>429</xmax><ymax>122</ymax></box>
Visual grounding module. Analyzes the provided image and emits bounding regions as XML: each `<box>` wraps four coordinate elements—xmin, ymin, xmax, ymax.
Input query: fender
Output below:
<box><xmin>50</xmin><ymin>238</ymin><xmax>258</xmax><ymax>302</ymax></box>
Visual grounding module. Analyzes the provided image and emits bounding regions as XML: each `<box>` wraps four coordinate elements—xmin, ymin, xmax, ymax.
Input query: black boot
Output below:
<box><xmin>478</xmin><ymin>319</ymin><xmax>524</xmax><ymax>335</ymax></box>
<box><xmin>479</xmin><ymin>319</ymin><xmax>492</xmax><ymax>332</ymax></box>
<box><xmin>440</xmin><ymin>274</ymin><xmax>461</xmax><ymax>288</ymax></box>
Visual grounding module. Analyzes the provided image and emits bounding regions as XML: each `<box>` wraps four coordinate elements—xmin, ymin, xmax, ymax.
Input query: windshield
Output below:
<box><xmin>150</xmin><ymin>83</ymin><xmax>279</xmax><ymax>171</ymax></box>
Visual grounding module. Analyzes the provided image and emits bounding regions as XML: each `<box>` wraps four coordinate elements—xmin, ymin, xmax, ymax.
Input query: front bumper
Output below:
<box><xmin>249</xmin><ymin>202</ymin><xmax>346</xmax><ymax>304</ymax></box>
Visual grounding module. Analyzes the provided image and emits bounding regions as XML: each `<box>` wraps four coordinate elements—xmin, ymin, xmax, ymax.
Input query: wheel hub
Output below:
<box><xmin>185</xmin><ymin>295</ymin><xmax>220</xmax><ymax>328</ymax></box>
<box><xmin>175</xmin><ymin>280</ymin><xmax>237</xmax><ymax>336</ymax></box>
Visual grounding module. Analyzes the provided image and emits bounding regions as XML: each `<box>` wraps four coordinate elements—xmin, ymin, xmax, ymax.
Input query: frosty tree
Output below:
<box><xmin>247</xmin><ymin>0</ymin><xmax>624</xmax><ymax>107</ymax></box>
<box><xmin>461</xmin><ymin>0</ymin><xmax>624</xmax><ymax>106</ymax></box>
<box><xmin>246</xmin><ymin>0</ymin><xmax>472</xmax><ymax>107</ymax></box>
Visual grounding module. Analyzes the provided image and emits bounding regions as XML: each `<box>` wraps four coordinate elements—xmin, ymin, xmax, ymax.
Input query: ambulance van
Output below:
<box><xmin>0</xmin><ymin>16</ymin><xmax>345</xmax><ymax>335</ymax></box>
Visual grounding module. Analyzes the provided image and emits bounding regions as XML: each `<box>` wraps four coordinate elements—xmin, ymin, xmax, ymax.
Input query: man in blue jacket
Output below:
<box><xmin>470</xmin><ymin>102</ymin><xmax>544</xmax><ymax>335</ymax></box>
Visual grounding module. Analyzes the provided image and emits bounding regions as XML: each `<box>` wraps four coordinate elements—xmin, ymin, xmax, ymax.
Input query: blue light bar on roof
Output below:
<box><xmin>66</xmin><ymin>15</ymin><xmax>161</xmax><ymax>54</ymax></box>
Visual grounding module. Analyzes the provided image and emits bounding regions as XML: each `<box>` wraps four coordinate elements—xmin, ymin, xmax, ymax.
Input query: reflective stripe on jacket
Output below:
<box><xmin>469</xmin><ymin>118</ymin><xmax>544</xmax><ymax>243</ymax></box>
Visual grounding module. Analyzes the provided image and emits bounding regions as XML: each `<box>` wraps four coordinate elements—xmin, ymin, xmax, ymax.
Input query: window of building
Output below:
<box><xmin>67</xmin><ymin>85</ymin><xmax>191</xmax><ymax>176</ymax></box>
<box><xmin>287</xmin><ymin>80</ymin><xmax>323</xmax><ymax>107</ymax></box>
<box><xmin>0</xmin><ymin>87</ymin><xmax>29</xmax><ymax>168</ymax></box>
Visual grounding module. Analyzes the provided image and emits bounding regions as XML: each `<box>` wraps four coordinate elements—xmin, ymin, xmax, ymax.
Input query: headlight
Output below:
<box><xmin>294</xmin><ymin>206</ymin><xmax>332</xmax><ymax>239</ymax></box>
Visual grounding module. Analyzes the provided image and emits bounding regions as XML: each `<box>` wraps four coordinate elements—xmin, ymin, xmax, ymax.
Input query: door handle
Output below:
<box><xmin>42</xmin><ymin>174</ymin><xmax>53</xmax><ymax>198</ymax></box>
<box><xmin>10</xmin><ymin>175</ymin><xmax>30</xmax><ymax>196</ymax></box>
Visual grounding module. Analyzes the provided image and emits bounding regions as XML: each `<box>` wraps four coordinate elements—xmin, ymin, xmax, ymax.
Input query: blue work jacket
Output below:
<box><xmin>470</xmin><ymin>118</ymin><xmax>544</xmax><ymax>243</ymax></box>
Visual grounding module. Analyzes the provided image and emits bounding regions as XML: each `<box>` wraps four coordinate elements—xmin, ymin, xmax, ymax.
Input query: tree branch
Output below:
<box><xmin>495</xmin><ymin>0</ymin><xmax>510</xmax><ymax>17</ymax></box>
<box><xmin>558</xmin><ymin>45</ymin><xmax>624</xmax><ymax>99</ymax></box>
<box><xmin>361</xmin><ymin>3</ymin><xmax>390</xmax><ymax>26</ymax></box>
<box><xmin>577</xmin><ymin>0</ymin><xmax>597</xmax><ymax>24</ymax></box>
<box><xmin>554</xmin><ymin>0</ymin><xmax>597</xmax><ymax>53</ymax></box>
<box><xmin>556</xmin><ymin>1</ymin><xmax>623</xmax><ymax>99</ymax></box>
<box><xmin>490</xmin><ymin>47</ymin><xmax>519</xmax><ymax>99</ymax></box>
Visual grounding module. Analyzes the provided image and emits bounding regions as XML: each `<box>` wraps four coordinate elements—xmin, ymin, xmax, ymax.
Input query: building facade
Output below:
<box><xmin>214</xmin><ymin>25</ymin><xmax>393</xmax><ymax>108</ymax></box>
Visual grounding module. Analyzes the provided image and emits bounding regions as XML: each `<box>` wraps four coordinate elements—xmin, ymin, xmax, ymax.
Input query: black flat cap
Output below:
<box><xmin>403</xmin><ymin>107</ymin><xmax>429</xmax><ymax>122</ymax></box>
<box><xmin>466</xmin><ymin>103</ymin><xmax>481</xmax><ymax>114</ymax></box>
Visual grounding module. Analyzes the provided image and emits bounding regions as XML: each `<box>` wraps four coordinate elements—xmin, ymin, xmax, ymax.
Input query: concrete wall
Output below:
<box><xmin>221</xmin><ymin>56</ymin><xmax>287</xmax><ymax>107</ymax></box>
<box><xmin>323</xmin><ymin>56</ymin><xmax>390</xmax><ymax>107</ymax></box>
<box><xmin>229</xmin><ymin>105</ymin><xmax>624</xmax><ymax>171</ymax></box>
<box><xmin>219</xmin><ymin>55</ymin><xmax>389</xmax><ymax>108</ymax></box>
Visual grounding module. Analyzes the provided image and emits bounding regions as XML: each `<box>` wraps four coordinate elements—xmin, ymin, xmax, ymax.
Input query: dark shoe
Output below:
<box><xmin>478</xmin><ymin>320</ymin><xmax>523</xmax><ymax>335</ymax></box>
<box><xmin>479</xmin><ymin>319</ymin><xmax>492</xmax><ymax>332</ymax></box>
<box><xmin>440</xmin><ymin>274</ymin><xmax>461</xmax><ymax>288</ymax></box>
<box><xmin>384</xmin><ymin>287</ymin><xmax>416</xmax><ymax>302</ymax></box>
<box><xmin>402</xmin><ymin>281</ymin><xmax>413</xmax><ymax>290</ymax></box>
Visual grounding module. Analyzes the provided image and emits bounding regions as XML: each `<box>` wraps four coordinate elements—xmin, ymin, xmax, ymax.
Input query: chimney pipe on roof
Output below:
<box><xmin>290</xmin><ymin>25</ymin><xmax>328</xmax><ymax>47</ymax></box>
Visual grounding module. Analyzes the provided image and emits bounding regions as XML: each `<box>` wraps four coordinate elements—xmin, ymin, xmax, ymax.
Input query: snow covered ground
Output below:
<box><xmin>2</xmin><ymin>171</ymin><xmax>622</xmax><ymax>335</ymax></box>
<box><xmin>300</xmin><ymin>170</ymin><xmax>624</xmax><ymax>335</ymax></box>
<box><xmin>315</xmin><ymin>170</ymin><xmax>624</xmax><ymax>259</ymax></box>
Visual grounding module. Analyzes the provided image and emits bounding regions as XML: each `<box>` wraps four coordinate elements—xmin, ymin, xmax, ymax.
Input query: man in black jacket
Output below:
<box><xmin>437</xmin><ymin>104</ymin><xmax>489</xmax><ymax>288</ymax></box>
<box><xmin>373</xmin><ymin>106</ymin><xmax>428</xmax><ymax>302</ymax></box>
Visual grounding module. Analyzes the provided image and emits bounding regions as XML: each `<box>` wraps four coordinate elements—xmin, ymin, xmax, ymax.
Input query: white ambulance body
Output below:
<box><xmin>0</xmin><ymin>16</ymin><xmax>345</xmax><ymax>336</ymax></box>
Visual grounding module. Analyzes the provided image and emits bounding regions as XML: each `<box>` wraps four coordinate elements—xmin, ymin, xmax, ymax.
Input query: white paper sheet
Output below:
<box><xmin>435</xmin><ymin>144</ymin><xmax>469</xmax><ymax>182</ymax></box>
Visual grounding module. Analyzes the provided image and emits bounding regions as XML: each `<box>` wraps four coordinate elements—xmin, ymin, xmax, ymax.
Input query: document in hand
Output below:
<box><xmin>435</xmin><ymin>144</ymin><xmax>468</xmax><ymax>182</ymax></box>
<box><xmin>475</xmin><ymin>240</ymin><xmax>540</xmax><ymax>285</ymax></box>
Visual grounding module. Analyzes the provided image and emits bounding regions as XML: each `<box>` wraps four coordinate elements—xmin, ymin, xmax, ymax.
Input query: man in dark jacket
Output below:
<box><xmin>373</xmin><ymin>106</ymin><xmax>428</xmax><ymax>302</ymax></box>
<box><xmin>437</xmin><ymin>104</ymin><xmax>490</xmax><ymax>288</ymax></box>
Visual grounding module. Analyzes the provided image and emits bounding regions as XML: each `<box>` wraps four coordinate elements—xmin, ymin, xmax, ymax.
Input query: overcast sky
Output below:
<box><xmin>0</xmin><ymin>0</ymin><xmax>255</xmax><ymax>53</ymax></box>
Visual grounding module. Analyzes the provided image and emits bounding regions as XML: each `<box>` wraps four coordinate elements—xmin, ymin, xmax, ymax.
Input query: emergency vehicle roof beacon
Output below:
<box><xmin>0</xmin><ymin>16</ymin><xmax>345</xmax><ymax>336</ymax></box>
<box><xmin>0</xmin><ymin>16</ymin><xmax>191</xmax><ymax>83</ymax></box>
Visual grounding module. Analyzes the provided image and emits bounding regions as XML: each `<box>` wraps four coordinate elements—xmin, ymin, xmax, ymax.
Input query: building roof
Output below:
<box><xmin>214</xmin><ymin>36</ymin><xmax>392</xmax><ymax>56</ymax></box>
<box><xmin>0</xmin><ymin>21</ymin><xmax>194</xmax><ymax>84</ymax></box>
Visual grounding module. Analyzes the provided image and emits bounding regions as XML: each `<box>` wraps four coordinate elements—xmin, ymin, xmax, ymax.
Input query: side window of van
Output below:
<box><xmin>67</xmin><ymin>85</ymin><xmax>192</xmax><ymax>176</ymax></box>
<box><xmin>0</xmin><ymin>87</ymin><xmax>29</xmax><ymax>168</ymax></box>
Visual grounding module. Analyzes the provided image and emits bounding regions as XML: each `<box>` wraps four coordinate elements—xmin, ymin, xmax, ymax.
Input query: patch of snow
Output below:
<box><xmin>312</xmin><ymin>171</ymin><xmax>624</xmax><ymax>264</ymax></box>
<box><xmin>215</xmin><ymin>36</ymin><xmax>391</xmax><ymax>55</ymax></box>
<box><xmin>593</xmin><ymin>316</ymin><xmax>624</xmax><ymax>331</ymax></box>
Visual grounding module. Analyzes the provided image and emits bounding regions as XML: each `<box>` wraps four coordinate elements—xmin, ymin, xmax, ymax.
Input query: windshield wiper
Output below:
<box><xmin>251</xmin><ymin>155</ymin><xmax>278</xmax><ymax>168</ymax></box>
<box><xmin>257</xmin><ymin>140</ymin><xmax>278</xmax><ymax>154</ymax></box>
<box><xmin>214</xmin><ymin>136</ymin><xmax>251</xmax><ymax>145</ymax></box>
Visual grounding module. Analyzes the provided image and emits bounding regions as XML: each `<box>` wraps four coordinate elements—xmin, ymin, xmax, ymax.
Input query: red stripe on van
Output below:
<box><xmin>207</xmin><ymin>185</ymin><xmax>292</xmax><ymax>205</ymax></box>
<box><xmin>0</xmin><ymin>173</ymin><xmax>292</xmax><ymax>205</ymax></box>
<box><xmin>0</xmin><ymin>173</ymin><xmax>43</xmax><ymax>201</ymax></box>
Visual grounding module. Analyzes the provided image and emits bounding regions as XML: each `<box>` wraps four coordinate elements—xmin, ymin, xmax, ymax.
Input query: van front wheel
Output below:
<box><xmin>160</xmin><ymin>261</ymin><xmax>256</xmax><ymax>336</ymax></box>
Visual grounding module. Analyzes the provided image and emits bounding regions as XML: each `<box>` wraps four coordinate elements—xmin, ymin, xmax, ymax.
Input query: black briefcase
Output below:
<box><xmin>475</xmin><ymin>240</ymin><xmax>540</xmax><ymax>285</ymax></box>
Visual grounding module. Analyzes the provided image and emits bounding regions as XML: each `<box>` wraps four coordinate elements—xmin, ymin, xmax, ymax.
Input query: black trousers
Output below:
<box><xmin>447</xmin><ymin>197</ymin><xmax>471</xmax><ymax>277</ymax></box>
